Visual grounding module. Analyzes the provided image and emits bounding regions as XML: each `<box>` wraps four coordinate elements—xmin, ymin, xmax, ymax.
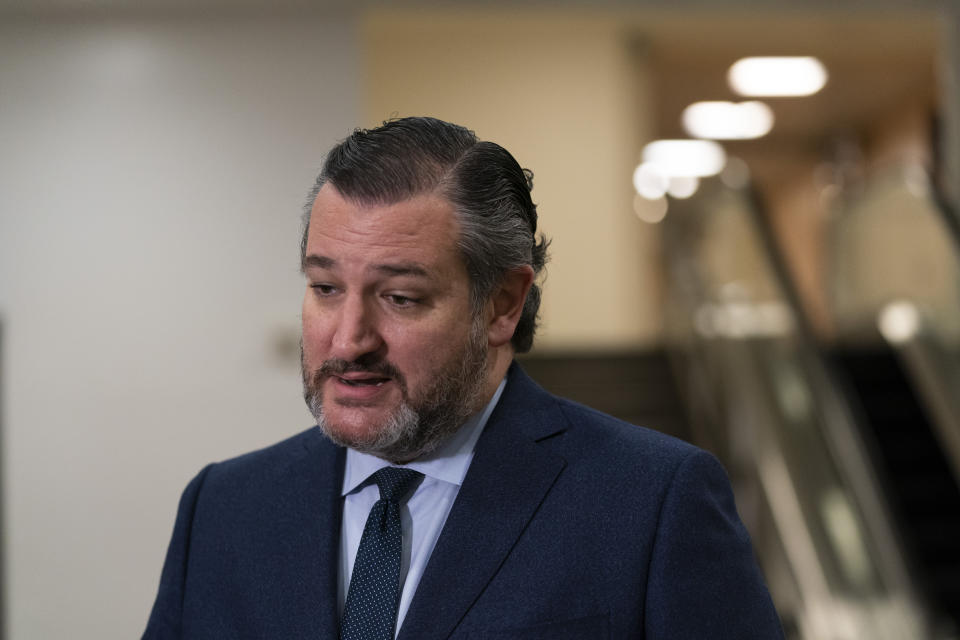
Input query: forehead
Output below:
<box><xmin>305</xmin><ymin>184</ymin><xmax>463</xmax><ymax>270</ymax></box>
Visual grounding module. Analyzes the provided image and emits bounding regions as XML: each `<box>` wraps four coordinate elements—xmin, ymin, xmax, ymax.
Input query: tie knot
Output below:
<box><xmin>371</xmin><ymin>467</ymin><xmax>422</xmax><ymax>502</ymax></box>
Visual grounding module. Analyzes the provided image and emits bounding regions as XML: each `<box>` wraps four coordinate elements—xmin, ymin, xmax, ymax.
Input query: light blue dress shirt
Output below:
<box><xmin>338</xmin><ymin>377</ymin><xmax>507</xmax><ymax>636</ymax></box>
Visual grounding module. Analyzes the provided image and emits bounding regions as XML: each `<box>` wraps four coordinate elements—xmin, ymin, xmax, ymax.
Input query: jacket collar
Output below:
<box><xmin>397</xmin><ymin>362</ymin><xmax>569</xmax><ymax>639</ymax></box>
<box><xmin>296</xmin><ymin>427</ymin><xmax>345</xmax><ymax>638</ymax></box>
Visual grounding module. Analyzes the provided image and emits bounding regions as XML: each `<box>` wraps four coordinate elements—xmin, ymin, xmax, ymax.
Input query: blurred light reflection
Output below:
<box><xmin>633</xmin><ymin>192</ymin><xmax>668</xmax><ymax>224</ymax></box>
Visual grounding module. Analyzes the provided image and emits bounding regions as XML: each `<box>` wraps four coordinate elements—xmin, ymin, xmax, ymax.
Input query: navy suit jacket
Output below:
<box><xmin>144</xmin><ymin>363</ymin><xmax>783</xmax><ymax>639</ymax></box>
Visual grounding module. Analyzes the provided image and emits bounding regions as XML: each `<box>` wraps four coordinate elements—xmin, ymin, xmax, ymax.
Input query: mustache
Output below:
<box><xmin>311</xmin><ymin>358</ymin><xmax>405</xmax><ymax>386</ymax></box>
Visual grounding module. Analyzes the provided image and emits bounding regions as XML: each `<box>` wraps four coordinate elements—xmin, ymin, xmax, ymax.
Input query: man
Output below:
<box><xmin>144</xmin><ymin>117</ymin><xmax>783</xmax><ymax>639</ymax></box>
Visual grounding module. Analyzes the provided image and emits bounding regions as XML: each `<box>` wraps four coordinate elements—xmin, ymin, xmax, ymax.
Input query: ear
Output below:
<box><xmin>486</xmin><ymin>265</ymin><xmax>535</xmax><ymax>348</ymax></box>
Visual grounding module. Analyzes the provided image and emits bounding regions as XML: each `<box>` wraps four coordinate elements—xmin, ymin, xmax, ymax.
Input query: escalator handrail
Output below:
<box><xmin>740</xmin><ymin>183</ymin><xmax>924</xmax><ymax>605</ymax></box>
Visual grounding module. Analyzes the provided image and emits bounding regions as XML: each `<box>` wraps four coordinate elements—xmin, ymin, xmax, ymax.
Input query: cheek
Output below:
<box><xmin>390</xmin><ymin>320</ymin><xmax>470</xmax><ymax>370</ymax></box>
<box><xmin>390</xmin><ymin>319</ymin><xmax>456</xmax><ymax>350</ymax></box>
<box><xmin>301</xmin><ymin>309</ymin><xmax>330</xmax><ymax>359</ymax></box>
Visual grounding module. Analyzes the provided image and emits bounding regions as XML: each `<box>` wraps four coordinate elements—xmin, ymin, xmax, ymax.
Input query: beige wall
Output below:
<box><xmin>363</xmin><ymin>10</ymin><xmax>662</xmax><ymax>350</ymax></box>
<box><xmin>763</xmin><ymin>157</ymin><xmax>835</xmax><ymax>337</ymax></box>
<box><xmin>763</xmin><ymin>95</ymin><xmax>941</xmax><ymax>341</ymax></box>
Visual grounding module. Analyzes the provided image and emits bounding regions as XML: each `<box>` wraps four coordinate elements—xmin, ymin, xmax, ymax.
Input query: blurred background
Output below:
<box><xmin>1</xmin><ymin>1</ymin><xmax>959</xmax><ymax>638</ymax></box>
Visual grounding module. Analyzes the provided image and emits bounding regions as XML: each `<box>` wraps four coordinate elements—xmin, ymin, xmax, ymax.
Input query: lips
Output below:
<box><xmin>336</xmin><ymin>375</ymin><xmax>390</xmax><ymax>387</ymax></box>
<box><xmin>311</xmin><ymin>359</ymin><xmax>406</xmax><ymax>405</ymax></box>
<box><xmin>325</xmin><ymin>370</ymin><xmax>398</xmax><ymax>404</ymax></box>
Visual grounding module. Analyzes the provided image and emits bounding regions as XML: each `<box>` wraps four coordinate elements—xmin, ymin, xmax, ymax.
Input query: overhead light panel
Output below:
<box><xmin>728</xmin><ymin>56</ymin><xmax>827</xmax><ymax>97</ymax></box>
<box><xmin>641</xmin><ymin>139</ymin><xmax>727</xmax><ymax>178</ymax></box>
<box><xmin>683</xmin><ymin>101</ymin><xmax>774</xmax><ymax>140</ymax></box>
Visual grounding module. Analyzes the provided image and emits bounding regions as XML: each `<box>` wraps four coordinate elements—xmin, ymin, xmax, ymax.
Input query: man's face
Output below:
<box><xmin>301</xmin><ymin>184</ymin><xmax>490</xmax><ymax>463</ymax></box>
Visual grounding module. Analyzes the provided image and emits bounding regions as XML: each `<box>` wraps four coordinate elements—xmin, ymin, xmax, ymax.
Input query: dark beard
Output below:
<box><xmin>301</xmin><ymin>318</ymin><xmax>488</xmax><ymax>463</ymax></box>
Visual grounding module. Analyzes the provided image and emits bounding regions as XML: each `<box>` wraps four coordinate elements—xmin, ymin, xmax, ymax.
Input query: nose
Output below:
<box><xmin>330</xmin><ymin>294</ymin><xmax>384</xmax><ymax>362</ymax></box>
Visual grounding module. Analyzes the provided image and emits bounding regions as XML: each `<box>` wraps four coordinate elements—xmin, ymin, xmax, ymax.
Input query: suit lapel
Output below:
<box><xmin>286</xmin><ymin>427</ymin><xmax>345</xmax><ymax>638</ymax></box>
<box><xmin>398</xmin><ymin>365</ymin><xmax>567</xmax><ymax>640</ymax></box>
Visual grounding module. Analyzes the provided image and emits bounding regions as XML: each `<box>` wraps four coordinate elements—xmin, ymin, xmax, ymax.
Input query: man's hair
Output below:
<box><xmin>301</xmin><ymin>116</ymin><xmax>549</xmax><ymax>353</ymax></box>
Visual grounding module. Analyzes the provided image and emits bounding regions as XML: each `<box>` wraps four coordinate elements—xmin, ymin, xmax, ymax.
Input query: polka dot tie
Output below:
<box><xmin>340</xmin><ymin>467</ymin><xmax>423</xmax><ymax>640</ymax></box>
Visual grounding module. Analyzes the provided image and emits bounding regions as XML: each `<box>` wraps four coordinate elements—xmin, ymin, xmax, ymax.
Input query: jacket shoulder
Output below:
<box><xmin>507</xmin><ymin>362</ymin><xmax>698</xmax><ymax>459</ymax></box>
<box><xmin>554</xmin><ymin>395</ymin><xmax>695</xmax><ymax>456</ymax></box>
<box><xmin>544</xmin><ymin>393</ymin><xmax>705</xmax><ymax>484</ymax></box>
<box><xmin>204</xmin><ymin>426</ymin><xmax>327</xmax><ymax>478</ymax></box>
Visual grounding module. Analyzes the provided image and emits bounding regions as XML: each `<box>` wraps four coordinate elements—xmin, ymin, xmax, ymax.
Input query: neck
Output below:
<box><xmin>479</xmin><ymin>344</ymin><xmax>514</xmax><ymax>407</ymax></box>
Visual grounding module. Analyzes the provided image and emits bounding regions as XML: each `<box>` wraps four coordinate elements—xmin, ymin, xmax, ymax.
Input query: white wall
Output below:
<box><xmin>0</xmin><ymin>14</ymin><xmax>359</xmax><ymax>638</ymax></box>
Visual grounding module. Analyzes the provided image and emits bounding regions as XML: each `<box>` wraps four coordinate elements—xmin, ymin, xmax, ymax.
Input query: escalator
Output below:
<box><xmin>831</xmin><ymin>346</ymin><xmax>960</xmax><ymax>624</ymax></box>
<box><xmin>824</xmin><ymin>162</ymin><xmax>960</xmax><ymax>633</ymax></box>
<box><xmin>661</xmin><ymin>163</ymin><xmax>960</xmax><ymax>639</ymax></box>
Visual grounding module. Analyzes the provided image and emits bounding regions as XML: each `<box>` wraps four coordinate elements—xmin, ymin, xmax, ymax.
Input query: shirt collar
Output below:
<box><xmin>342</xmin><ymin>376</ymin><xmax>507</xmax><ymax>496</ymax></box>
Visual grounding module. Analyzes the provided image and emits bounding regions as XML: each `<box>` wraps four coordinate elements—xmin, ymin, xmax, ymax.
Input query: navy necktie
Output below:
<box><xmin>341</xmin><ymin>467</ymin><xmax>423</xmax><ymax>640</ymax></box>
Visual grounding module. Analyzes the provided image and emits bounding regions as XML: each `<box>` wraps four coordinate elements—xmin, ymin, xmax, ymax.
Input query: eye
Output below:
<box><xmin>310</xmin><ymin>283</ymin><xmax>338</xmax><ymax>296</ymax></box>
<box><xmin>385</xmin><ymin>293</ymin><xmax>420</xmax><ymax>308</ymax></box>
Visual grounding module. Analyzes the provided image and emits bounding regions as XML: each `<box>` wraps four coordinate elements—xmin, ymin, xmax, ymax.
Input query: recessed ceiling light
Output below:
<box><xmin>682</xmin><ymin>101</ymin><xmax>774</xmax><ymax>140</ymax></box>
<box><xmin>641</xmin><ymin>139</ymin><xmax>727</xmax><ymax>178</ymax></box>
<box><xmin>667</xmin><ymin>176</ymin><xmax>700</xmax><ymax>199</ymax></box>
<box><xmin>728</xmin><ymin>56</ymin><xmax>827</xmax><ymax>97</ymax></box>
<box><xmin>632</xmin><ymin>162</ymin><xmax>669</xmax><ymax>199</ymax></box>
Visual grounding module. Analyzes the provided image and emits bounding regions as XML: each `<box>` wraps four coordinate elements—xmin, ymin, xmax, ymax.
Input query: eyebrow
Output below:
<box><xmin>373</xmin><ymin>262</ymin><xmax>429</xmax><ymax>278</ymax></box>
<box><xmin>301</xmin><ymin>255</ymin><xmax>334</xmax><ymax>272</ymax></box>
<box><xmin>301</xmin><ymin>254</ymin><xmax>430</xmax><ymax>279</ymax></box>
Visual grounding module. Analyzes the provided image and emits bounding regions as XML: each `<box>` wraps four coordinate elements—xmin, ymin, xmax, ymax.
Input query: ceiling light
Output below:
<box><xmin>667</xmin><ymin>176</ymin><xmax>699</xmax><ymax>199</ymax></box>
<box><xmin>682</xmin><ymin>101</ymin><xmax>774</xmax><ymax>140</ymax></box>
<box><xmin>632</xmin><ymin>162</ymin><xmax>668</xmax><ymax>199</ymax></box>
<box><xmin>728</xmin><ymin>56</ymin><xmax>827</xmax><ymax>97</ymax></box>
<box><xmin>641</xmin><ymin>139</ymin><xmax>727</xmax><ymax>178</ymax></box>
